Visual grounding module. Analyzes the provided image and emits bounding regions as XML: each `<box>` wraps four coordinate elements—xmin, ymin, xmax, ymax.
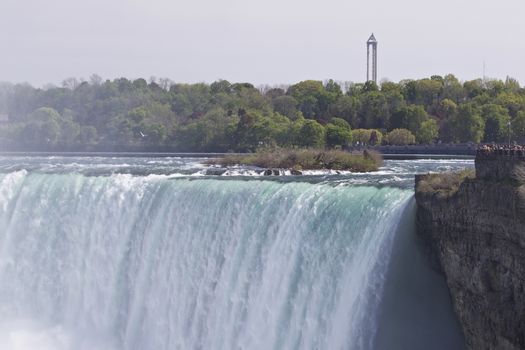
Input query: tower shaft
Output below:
<box><xmin>367</xmin><ymin>45</ymin><xmax>370</xmax><ymax>82</ymax></box>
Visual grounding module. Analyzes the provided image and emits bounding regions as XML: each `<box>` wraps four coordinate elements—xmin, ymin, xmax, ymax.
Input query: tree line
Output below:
<box><xmin>0</xmin><ymin>74</ymin><xmax>524</xmax><ymax>152</ymax></box>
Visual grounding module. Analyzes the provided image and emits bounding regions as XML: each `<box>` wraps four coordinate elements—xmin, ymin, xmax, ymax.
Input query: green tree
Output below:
<box><xmin>386</xmin><ymin>128</ymin><xmax>416</xmax><ymax>145</ymax></box>
<box><xmin>463</xmin><ymin>79</ymin><xmax>484</xmax><ymax>98</ymax></box>
<box><xmin>442</xmin><ymin>74</ymin><xmax>464</xmax><ymax>102</ymax></box>
<box><xmin>351</xmin><ymin>129</ymin><xmax>382</xmax><ymax>145</ymax></box>
<box><xmin>360</xmin><ymin>92</ymin><xmax>390</xmax><ymax>129</ymax></box>
<box><xmin>287</xmin><ymin>80</ymin><xmax>334</xmax><ymax>120</ymax></box>
<box><xmin>78</xmin><ymin>126</ymin><xmax>98</xmax><ymax>145</ymax></box>
<box><xmin>390</xmin><ymin>104</ymin><xmax>428</xmax><ymax>135</ymax></box>
<box><xmin>330</xmin><ymin>95</ymin><xmax>361</xmax><ymax>127</ymax></box>
<box><xmin>352</xmin><ymin>129</ymin><xmax>372</xmax><ymax>144</ymax></box>
<box><xmin>325</xmin><ymin>79</ymin><xmax>342</xmax><ymax>96</ymax></box>
<box><xmin>512</xmin><ymin>111</ymin><xmax>525</xmax><ymax>142</ymax></box>
<box><xmin>20</xmin><ymin>107</ymin><xmax>62</xmax><ymax>146</ymax></box>
<box><xmin>59</xmin><ymin>116</ymin><xmax>81</xmax><ymax>145</ymax></box>
<box><xmin>495</xmin><ymin>92</ymin><xmax>524</xmax><ymax>118</ymax></box>
<box><xmin>481</xmin><ymin>104</ymin><xmax>510</xmax><ymax>142</ymax></box>
<box><xmin>449</xmin><ymin>104</ymin><xmax>485</xmax><ymax>143</ymax></box>
<box><xmin>436</xmin><ymin>98</ymin><xmax>458</xmax><ymax>120</ymax></box>
<box><xmin>368</xmin><ymin>130</ymin><xmax>383</xmax><ymax>145</ymax></box>
<box><xmin>298</xmin><ymin>119</ymin><xmax>325</xmax><ymax>148</ymax></box>
<box><xmin>416</xmin><ymin>119</ymin><xmax>438</xmax><ymax>144</ymax></box>
<box><xmin>210</xmin><ymin>80</ymin><xmax>232</xmax><ymax>94</ymax></box>
<box><xmin>325</xmin><ymin>118</ymin><xmax>352</xmax><ymax>148</ymax></box>
<box><xmin>272</xmin><ymin>96</ymin><xmax>301</xmax><ymax>120</ymax></box>
<box><xmin>362</xmin><ymin>81</ymin><xmax>379</xmax><ymax>93</ymax></box>
<box><xmin>27</xmin><ymin>107</ymin><xmax>65</xmax><ymax>145</ymax></box>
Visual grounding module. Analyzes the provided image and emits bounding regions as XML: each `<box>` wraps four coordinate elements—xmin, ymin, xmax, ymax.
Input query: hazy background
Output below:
<box><xmin>0</xmin><ymin>0</ymin><xmax>523</xmax><ymax>87</ymax></box>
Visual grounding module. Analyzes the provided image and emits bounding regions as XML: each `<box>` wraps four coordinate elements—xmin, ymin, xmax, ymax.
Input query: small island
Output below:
<box><xmin>211</xmin><ymin>148</ymin><xmax>383</xmax><ymax>173</ymax></box>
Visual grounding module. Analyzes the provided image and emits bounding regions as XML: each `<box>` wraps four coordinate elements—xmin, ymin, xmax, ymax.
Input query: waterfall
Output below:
<box><xmin>0</xmin><ymin>170</ymin><xmax>415</xmax><ymax>350</ymax></box>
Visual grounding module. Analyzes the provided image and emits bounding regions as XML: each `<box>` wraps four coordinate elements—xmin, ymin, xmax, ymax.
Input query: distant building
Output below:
<box><xmin>366</xmin><ymin>33</ymin><xmax>378</xmax><ymax>84</ymax></box>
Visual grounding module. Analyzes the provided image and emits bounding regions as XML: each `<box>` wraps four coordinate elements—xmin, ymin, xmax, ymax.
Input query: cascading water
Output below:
<box><xmin>0</xmin><ymin>157</ymin><xmax>470</xmax><ymax>350</ymax></box>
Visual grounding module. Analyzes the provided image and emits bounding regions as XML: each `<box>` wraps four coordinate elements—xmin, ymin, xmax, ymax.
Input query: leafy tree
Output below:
<box><xmin>20</xmin><ymin>107</ymin><xmax>62</xmax><ymax>146</ymax></box>
<box><xmin>380</xmin><ymin>81</ymin><xmax>401</xmax><ymax>93</ymax></box>
<box><xmin>210</xmin><ymin>80</ymin><xmax>232</xmax><ymax>94</ymax></box>
<box><xmin>414</xmin><ymin>78</ymin><xmax>442</xmax><ymax>108</ymax></box>
<box><xmin>495</xmin><ymin>92</ymin><xmax>524</xmax><ymax>118</ymax></box>
<box><xmin>330</xmin><ymin>95</ymin><xmax>361</xmax><ymax>127</ymax></box>
<box><xmin>78</xmin><ymin>126</ymin><xmax>98</xmax><ymax>145</ymax></box>
<box><xmin>59</xmin><ymin>115</ymin><xmax>81</xmax><ymax>145</ymax></box>
<box><xmin>416</xmin><ymin>119</ymin><xmax>438</xmax><ymax>144</ymax></box>
<box><xmin>360</xmin><ymin>92</ymin><xmax>390</xmax><ymax>129</ymax></box>
<box><xmin>330</xmin><ymin>117</ymin><xmax>351</xmax><ymax>130</ymax></box>
<box><xmin>463</xmin><ymin>79</ymin><xmax>484</xmax><ymax>99</ymax></box>
<box><xmin>481</xmin><ymin>104</ymin><xmax>510</xmax><ymax>142</ymax></box>
<box><xmin>386</xmin><ymin>128</ymin><xmax>416</xmax><ymax>145</ymax></box>
<box><xmin>287</xmin><ymin>80</ymin><xmax>333</xmax><ymax>120</ymax></box>
<box><xmin>442</xmin><ymin>74</ymin><xmax>464</xmax><ymax>102</ymax></box>
<box><xmin>325</xmin><ymin>118</ymin><xmax>352</xmax><ymax>148</ymax></box>
<box><xmin>436</xmin><ymin>98</ymin><xmax>458</xmax><ymax>120</ymax></box>
<box><xmin>272</xmin><ymin>95</ymin><xmax>301</xmax><ymax>120</ymax></box>
<box><xmin>265</xmin><ymin>88</ymin><xmax>285</xmax><ymax>99</ymax></box>
<box><xmin>390</xmin><ymin>104</ymin><xmax>428</xmax><ymax>135</ymax></box>
<box><xmin>298</xmin><ymin>119</ymin><xmax>325</xmax><ymax>148</ymax></box>
<box><xmin>449</xmin><ymin>104</ymin><xmax>485</xmax><ymax>143</ymax></box>
<box><xmin>325</xmin><ymin>79</ymin><xmax>342</xmax><ymax>96</ymax></box>
<box><xmin>512</xmin><ymin>111</ymin><xmax>525</xmax><ymax>142</ymax></box>
<box><xmin>352</xmin><ymin>129</ymin><xmax>372</xmax><ymax>145</ymax></box>
<box><xmin>351</xmin><ymin>129</ymin><xmax>382</xmax><ymax>145</ymax></box>
<box><xmin>362</xmin><ymin>81</ymin><xmax>379</xmax><ymax>93</ymax></box>
<box><xmin>368</xmin><ymin>130</ymin><xmax>383</xmax><ymax>145</ymax></box>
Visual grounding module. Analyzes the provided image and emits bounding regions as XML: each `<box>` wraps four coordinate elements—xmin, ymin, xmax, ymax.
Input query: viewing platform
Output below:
<box><xmin>475</xmin><ymin>145</ymin><xmax>525</xmax><ymax>182</ymax></box>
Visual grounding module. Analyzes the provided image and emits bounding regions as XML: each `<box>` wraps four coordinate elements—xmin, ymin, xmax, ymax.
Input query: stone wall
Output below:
<box><xmin>476</xmin><ymin>152</ymin><xmax>525</xmax><ymax>182</ymax></box>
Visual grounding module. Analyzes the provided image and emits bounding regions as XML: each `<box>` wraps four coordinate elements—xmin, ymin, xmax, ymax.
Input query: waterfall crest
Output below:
<box><xmin>0</xmin><ymin>171</ymin><xmax>412</xmax><ymax>350</ymax></box>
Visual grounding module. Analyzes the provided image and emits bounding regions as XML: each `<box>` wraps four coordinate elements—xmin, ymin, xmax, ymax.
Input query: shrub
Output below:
<box><xmin>386</xmin><ymin>128</ymin><xmax>416</xmax><ymax>145</ymax></box>
<box><xmin>416</xmin><ymin>169</ymin><xmax>475</xmax><ymax>198</ymax></box>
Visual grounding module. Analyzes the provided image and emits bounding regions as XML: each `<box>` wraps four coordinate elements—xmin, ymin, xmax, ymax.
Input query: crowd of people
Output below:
<box><xmin>477</xmin><ymin>144</ymin><xmax>525</xmax><ymax>156</ymax></box>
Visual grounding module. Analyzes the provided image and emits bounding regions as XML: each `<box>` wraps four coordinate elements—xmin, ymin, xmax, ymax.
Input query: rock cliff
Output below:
<box><xmin>415</xmin><ymin>154</ymin><xmax>525</xmax><ymax>350</ymax></box>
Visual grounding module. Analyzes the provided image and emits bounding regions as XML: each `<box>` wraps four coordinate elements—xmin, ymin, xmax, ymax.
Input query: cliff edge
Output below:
<box><xmin>415</xmin><ymin>150</ymin><xmax>525</xmax><ymax>350</ymax></box>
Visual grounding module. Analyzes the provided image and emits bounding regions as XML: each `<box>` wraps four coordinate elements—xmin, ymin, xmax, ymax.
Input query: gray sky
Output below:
<box><xmin>0</xmin><ymin>0</ymin><xmax>523</xmax><ymax>87</ymax></box>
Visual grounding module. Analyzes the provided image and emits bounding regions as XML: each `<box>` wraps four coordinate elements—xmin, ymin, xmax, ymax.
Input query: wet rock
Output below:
<box><xmin>263</xmin><ymin>169</ymin><xmax>283</xmax><ymax>176</ymax></box>
<box><xmin>205</xmin><ymin>168</ymin><xmax>227</xmax><ymax>176</ymax></box>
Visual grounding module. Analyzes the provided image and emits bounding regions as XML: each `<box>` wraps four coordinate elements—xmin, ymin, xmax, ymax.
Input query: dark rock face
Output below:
<box><xmin>415</xmin><ymin>172</ymin><xmax>525</xmax><ymax>350</ymax></box>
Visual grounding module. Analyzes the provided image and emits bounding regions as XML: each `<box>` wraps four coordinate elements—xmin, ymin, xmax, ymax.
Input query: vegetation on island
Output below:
<box><xmin>0</xmin><ymin>75</ymin><xmax>524</xmax><ymax>151</ymax></box>
<box><xmin>213</xmin><ymin>149</ymin><xmax>383</xmax><ymax>172</ymax></box>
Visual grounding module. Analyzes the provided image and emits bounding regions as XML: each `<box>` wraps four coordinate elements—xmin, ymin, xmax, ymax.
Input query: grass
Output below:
<box><xmin>416</xmin><ymin>169</ymin><xmax>475</xmax><ymax>198</ymax></box>
<box><xmin>211</xmin><ymin>148</ymin><xmax>383</xmax><ymax>172</ymax></box>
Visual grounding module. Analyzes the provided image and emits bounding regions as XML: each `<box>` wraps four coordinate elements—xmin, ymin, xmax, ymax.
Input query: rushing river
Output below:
<box><xmin>0</xmin><ymin>155</ymin><xmax>472</xmax><ymax>350</ymax></box>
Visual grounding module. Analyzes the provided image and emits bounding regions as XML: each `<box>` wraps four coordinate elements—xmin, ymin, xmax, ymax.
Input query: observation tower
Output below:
<box><xmin>366</xmin><ymin>34</ymin><xmax>378</xmax><ymax>83</ymax></box>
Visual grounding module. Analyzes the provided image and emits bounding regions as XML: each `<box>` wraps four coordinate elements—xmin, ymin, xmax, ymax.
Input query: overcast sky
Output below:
<box><xmin>0</xmin><ymin>0</ymin><xmax>523</xmax><ymax>87</ymax></box>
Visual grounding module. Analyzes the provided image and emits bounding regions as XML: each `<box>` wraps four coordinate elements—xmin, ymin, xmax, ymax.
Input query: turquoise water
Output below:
<box><xmin>0</xmin><ymin>157</ymin><xmax>470</xmax><ymax>349</ymax></box>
